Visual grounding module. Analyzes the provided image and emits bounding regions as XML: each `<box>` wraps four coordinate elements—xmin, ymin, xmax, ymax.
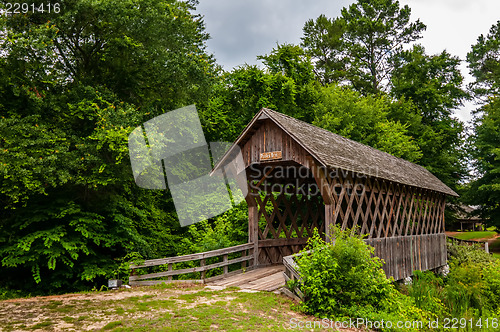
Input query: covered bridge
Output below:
<box><xmin>213</xmin><ymin>108</ymin><xmax>457</xmax><ymax>281</ymax></box>
<box><xmin>130</xmin><ymin>108</ymin><xmax>458</xmax><ymax>288</ymax></box>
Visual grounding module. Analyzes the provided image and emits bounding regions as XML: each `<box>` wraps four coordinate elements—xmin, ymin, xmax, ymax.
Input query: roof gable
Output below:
<box><xmin>213</xmin><ymin>108</ymin><xmax>458</xmax><ymax>196</ymax></box>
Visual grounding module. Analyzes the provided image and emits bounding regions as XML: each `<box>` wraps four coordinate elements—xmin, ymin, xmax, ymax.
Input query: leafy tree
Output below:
<box><xmin>313</xmin><ymin>85</ymin><xmax>422</xmax><ymax>162</ymax></box>
<box><xmin>341</xmin><ymin>0</ymin><xmax>425</xmax><ymax>94</ymax></box>
<box><xmin>390</xmin><ymin>45</ymin><xmax>468</xmax><ymax>192</ymax></box>
<box><xmin>467</xmin><ymin>100</ymin><xmax>500</xmax><ymax>228</ymax></box>
<box><xmin>467</xmin><ymin>20</ymin><xmax>500</xmax><ymax>100</ymax></box>
<box><xmin>1</xmin><ymin>0</ymin><xmax>215</xmax><ymax>110</ymax></box>
<box><xmin>0</xmin><ymin>0</ymin><xmax>213</xmax><ymax>293</ymax></box>
<box><xmin>200</xmin><ymin>44</ymin><xmax>319</xmax><ymax>142</ymax></box>
<box><xmin>302</xmin><ymin>0</ymin><xmax>425</xmax><ymax>94</ymax></box>
<box><xmin>391</xmin><ymin>45</ymin><xmax>467</xmax><ymax>121</ymax></box>
<box><xmin>466</xmin><ymin>21</ymin><xmax>500</xmax><ymax>228</ymax></box>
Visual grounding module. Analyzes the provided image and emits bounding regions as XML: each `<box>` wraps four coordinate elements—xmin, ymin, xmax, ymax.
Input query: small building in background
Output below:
<box><xmin>456</xmin><ymin>205</ymin><xmax>485</xmax><ymax>231</ymax></box>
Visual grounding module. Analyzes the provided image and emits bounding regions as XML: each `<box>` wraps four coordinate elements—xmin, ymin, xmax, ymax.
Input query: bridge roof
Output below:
<box><xmin>213</xmin><ymin>108</ymin><xmax>458</xmax><ymax>196</ymax></box>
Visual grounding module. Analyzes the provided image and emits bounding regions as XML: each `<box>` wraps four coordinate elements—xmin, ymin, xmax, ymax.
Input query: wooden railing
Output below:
<box><xmin>129</xmin><ymin>243</ymin><xmax>255</xmax><ymax>286</ymax></box>
<box><xmin>447</xmin><ymin>235</ymin><xmax>489</xmax><ymax>253</ymax></box>
<box><xmin>282</xmin><ymin>250</ymin><xmax>308</xmax><ymax>300</ymax></box>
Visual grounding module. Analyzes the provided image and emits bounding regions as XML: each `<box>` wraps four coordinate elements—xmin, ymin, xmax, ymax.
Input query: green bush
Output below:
<box><xmin>294</xmin><ymin>228</ymin><xmax>431</xmax><ymax>330</ymax></box>
<box><xmin>295</xmin><ymin>229</ymin><xmax>392</xmax><ymax>318</ymax></box>
<box><xmin>292</xmin><ymin>229</ymin><xmax>500</xmax><ymax>331</ymax></box>
<box><xmin>444</xmin><ymin>263</ymin><xmax>485</xmax><ymax>317</ymax></box>
<box><xmin>405</xmin><ymin>271</ymin><xmax>447</xmax><ymax>318</ymax></box>
<box><xmin>447</xmin><ymin>241</ymin><xmax>493</xmax><ymax>266</ymax></box>
<box><xmin>482</xmin><ymin>259</ymin><xmax>500</xmax><ymax>313</ymax></box>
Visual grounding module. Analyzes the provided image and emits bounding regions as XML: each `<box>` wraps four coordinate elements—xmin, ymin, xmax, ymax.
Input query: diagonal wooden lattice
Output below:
<box><xmin>252</xmin><ymin>181</ymin><xmax>325</xmax><ymax>242</ymax></box>
<box><xmin>325</xmin><ymin>172</ymin><xmax>446</xmax><ymax>239</ymax></box>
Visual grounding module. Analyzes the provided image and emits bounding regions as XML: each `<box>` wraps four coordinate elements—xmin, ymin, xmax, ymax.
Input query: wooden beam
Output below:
<box><xmin>307</xmin><ymin>156</ymin><xmax>333</xmax><ymax>205</ymax></box>
<box><xmin>248</xmin><ymin>205</ymin><xmax>259</xmax><ymax>267</ymax></box>
<box><xmin>130</xmin><ymin>243</ymin><xmax>254</xmax><ymax>268</ymax></box>
<box><xmin>258</xmin><ymin>237</ymin><xmax>309</xmax><ymax>248</ymax></box>
<box><xmin>255</xmin><ymin>166</ymin><xmax>275</xmax><ymax>188</ymax></box>
<box><xmin>325</xmin><ymin>204</ymin><xmax>334</xmax><ymax>242</ymax></box>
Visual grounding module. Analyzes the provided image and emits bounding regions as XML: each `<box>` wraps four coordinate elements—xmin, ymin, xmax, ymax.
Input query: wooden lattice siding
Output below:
<box><xmin>249</xmin><ymin>184</ymin><xmax>325</xmax><ymax>265</ymax></box>
<box><xmin>366</xmin><ymin>234</ymin><xmax>447</xmax><ymax>281</ymax></box>
<box><xmin>246</xmin><ymin>171</ymin><xmax>447</xmax><ymax>272</ymax></box>
<box><xmin>328</xmin><ymin>174</ymin><xmax>447</xmax><ymax>238</ymax></box>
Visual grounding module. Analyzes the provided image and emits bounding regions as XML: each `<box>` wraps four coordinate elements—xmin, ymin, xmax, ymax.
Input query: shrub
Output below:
<box><xmin>295</xmin><ymin>229</ymin><xmax>392</xmax><ymax>318</ymax></box>
<box><xmin>444</xmin><ymin>263</ymin><xmax>485</xmax><ymax>317</ymax></box>
<box><xmin>447</xmin><ymin>241</ymin><xmax>493</xmax><ymax>266</ymax></box>
<box><xmin>482</xmin><ymin>259</ymin><xmax>500</xmax><ymax>313</ymax></box>
<box><xmin>294</xmin><ymin>228</ymin><xmax>432</xmax><ymax>330</ymax></box>
<box><xmin>405</xmin><ymin>270</ymin><xmax>447</xmax><ymax>318</ymax></box>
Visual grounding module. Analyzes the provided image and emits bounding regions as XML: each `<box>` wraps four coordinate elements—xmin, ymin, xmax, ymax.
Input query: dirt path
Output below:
<box><xmin>0</xmin><ymin>284</ymin><xmax>365</xmax><ymax>332</ymax></box>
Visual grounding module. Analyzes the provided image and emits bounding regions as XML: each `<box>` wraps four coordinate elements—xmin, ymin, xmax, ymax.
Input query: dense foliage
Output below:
<box><xmin>467</xmin><ymin>20</ymin><xmax>500</xmax><ymax>229</ymax></box>
<box><xmin>295</xmin><ymin>231</ymin><xmax>500</xmax><ymax>331</ymax></box>
<box><xmin>295</xmin><ymin>230</ymin><xmax>415</xmax><ymax>321</ymax></box>
<box><xmin>0</xmin><ymin>0</ymin><xmax>217</xmax><ymax>293</ymax></box>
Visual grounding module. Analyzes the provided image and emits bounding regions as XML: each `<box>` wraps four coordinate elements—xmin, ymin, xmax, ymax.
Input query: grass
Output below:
<box><xmin>103</xmin><ymin>321</ymin><xmax>123</xmax><ymax>330</ymax></box>
<box><xmin>0</xmin><ymin>284</ymin><xmax>327</xmax><ymax>332</ymax></box>
<box><xmin>453</xmin><ymin>231</ymin><xmax>497</xmax><ymax>241</ymax></box>
<box><xmin>493</xmin><ymin>252</ymin><xmax>500</xmax><ymax>259</ymax></box>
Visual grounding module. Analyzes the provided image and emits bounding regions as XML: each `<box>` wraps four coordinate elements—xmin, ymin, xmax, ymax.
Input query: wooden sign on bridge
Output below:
<box><xmin>260</xmin><ymin>151</ymin><xmax>282</xmax><ymax>161</ymax></box>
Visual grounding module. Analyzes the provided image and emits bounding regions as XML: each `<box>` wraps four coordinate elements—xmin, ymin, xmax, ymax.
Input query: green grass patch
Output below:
<box><xmin>31</xmin><ymin>320</ymin><xmax>53</xmax><ymax>329</ymax></box>
<box><xmin>115</xmin><ymin>307</ymin><xmax>125</xmax><ymax>314</ymax></box>
<box><xmin>454</xmin><ymin>231</ymin><xmax>497</xmax><ymax>241</ymax></box>
<box><xmin>42</xmin><ymin>300</ymin><xmax>63</xmax><ymax>310</ymax></box>
<box><xmin>492</xmin><ymin>252</ymin><xmax>500</xmax><ymax>259</ymax></box>
<box><xmin>102</xmin><ymin>321</ymin><xmax>123</xmax><ymax>330</ymax></box>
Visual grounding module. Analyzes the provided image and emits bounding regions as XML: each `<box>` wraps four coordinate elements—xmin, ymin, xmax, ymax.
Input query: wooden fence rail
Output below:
<box><xmin>129</xmin><ymin>243</ymin><xmax>255</xmax><ymax>286</ymax></box>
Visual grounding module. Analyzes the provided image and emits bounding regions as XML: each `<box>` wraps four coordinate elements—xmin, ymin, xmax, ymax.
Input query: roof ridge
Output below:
<box><xmin>263</xmin><ymin>108</ymin><xmax>435</xmax><ymax>174</ymax></box>
<box><xmin>261</xmin><ymin>108</ymin><xmax>457</xmax><ymax>196</ymax></box>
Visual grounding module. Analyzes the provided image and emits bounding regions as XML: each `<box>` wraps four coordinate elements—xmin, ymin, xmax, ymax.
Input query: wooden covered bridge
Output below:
<box><xmin>130</xmin><ymin>108</ymin><xmax>458</xmax><ymax>291</ymax></box>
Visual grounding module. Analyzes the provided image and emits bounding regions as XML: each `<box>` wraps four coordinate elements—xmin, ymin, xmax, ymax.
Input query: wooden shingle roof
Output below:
<box><xmin>214</xmin><ymin>108</ymin><xmax>458</xmax><ymax>196</ymax></box>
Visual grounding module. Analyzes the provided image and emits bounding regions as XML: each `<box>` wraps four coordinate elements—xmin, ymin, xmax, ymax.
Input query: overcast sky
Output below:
<box><xmin>196</xmin><ymin>0</ymin><xmax>500</xmax><ymax>123</ymax></box>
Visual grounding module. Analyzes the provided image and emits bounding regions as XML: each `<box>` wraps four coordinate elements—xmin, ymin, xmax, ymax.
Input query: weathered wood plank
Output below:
<box><xmin>130</xmin><ymin>243</ymin><xmax>254</xmax><ymax>268</ymax></box>
<box><xmin>130</xmin><ymin>255</ymin><xmax>253</xmax><ymax>281</ymax></box>
<box><xmin>365</xmin><ymin>233</ymin><xmax>446</xmax><ymax>280</ymax></box>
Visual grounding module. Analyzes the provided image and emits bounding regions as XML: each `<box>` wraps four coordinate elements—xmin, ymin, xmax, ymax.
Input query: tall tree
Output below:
<box><xmin>301</xmin><ymin>15</ymin><xmax>345</xmax><ymax>85</ymax></box>
<box><xmin>390</xmin><ymin>45</ymin><xmax>468</xmax><ymax>190</ymax></box>
<box><xmin>0</xmin><ymin>0</ymin><xmax>214</xmax><ymax>293</ymax></box>
<box><xmin>341</xmin><ymin>0</ymin><xmax>425</xmax><ymax>94</ymax></box>
<box><xmin>302</xmin><ymin>0</ymin><xmax>425</xmax><ymax>94</ymax></box>
<box><xmin>467</xmin><ymin>20</ymin><xmax>500</xmax><ymax>100</ymax></box>
<box><xmin>467</xmin><ymin>21</ymin><xmax>500</xmax><ymax>228</ymax></box>
<box><xmin>468</xmin><ymin>100</ymin><xmax>500</xmax><ymax>228</ymax></box>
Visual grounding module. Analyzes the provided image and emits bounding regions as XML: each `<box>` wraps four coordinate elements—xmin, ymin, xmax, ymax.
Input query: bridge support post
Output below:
<box><xmin>325</xmin><ymin>204</ymin><xmax>334</xmax><ymax>243</ymax></box>
<box><xmin>248</xmin><ymin>205</ymin><xmax>259</xmax><ymax>267</ymax></box>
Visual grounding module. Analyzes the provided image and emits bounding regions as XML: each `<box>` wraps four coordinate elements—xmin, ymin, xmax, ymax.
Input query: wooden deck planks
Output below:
<box><xmin>206</xmin><ymin>266</ymin><xmax>285</xmax><ymax>291</ymax></box>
